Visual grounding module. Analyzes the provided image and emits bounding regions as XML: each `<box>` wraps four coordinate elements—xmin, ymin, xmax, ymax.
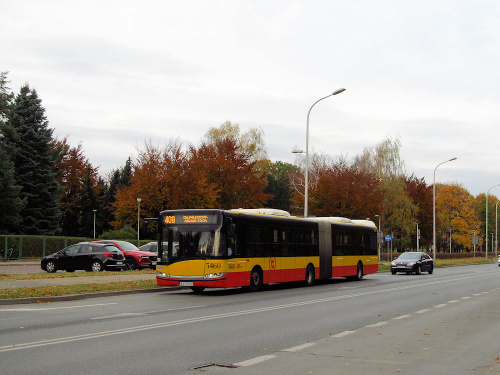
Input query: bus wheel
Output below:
<box><xmin>348</xmin><ymin>262</ymin><xmax>363</xmax><ymax>281</ymax></box>
<box><xmin>305</xmin><ymin>265</ymin><xmax>315</xmax><ymax>287</ymax></box>
<box><xmin>249</xmin><ymin>268</ymin><xmax>263</xmax><ymax>292</ymax></box>
<box><xmin>191</xmin><ymin>287</ymin><xmax>205</xmax><ymax>294</ymax></box>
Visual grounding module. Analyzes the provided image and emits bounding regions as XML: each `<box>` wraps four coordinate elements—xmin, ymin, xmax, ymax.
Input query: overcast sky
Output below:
<box><xmin>2</xmin><ymin>0</ymin><xmax>499</xmax><ymax>197</ymax></box>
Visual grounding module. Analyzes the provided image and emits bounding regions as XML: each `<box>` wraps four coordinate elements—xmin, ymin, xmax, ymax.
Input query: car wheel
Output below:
<box><xmin>416</xmin><ymin>265</ymin><xmax>422</xmax><ymax>275</ymax></box>
<box><xmin>304</xmin><ymin>265</ymin><xmax>315</xmax><ymax>287</ymax></box>
<box><xmin>125</xmin><ymin>258</ymin><xmax>137</xmax><ymax>271</ymax></box>
<box><xmin>428</xmin><ymin>265</ymin><xmax>434</xmax><ymax>274</ymax></box>
<box><xmin>248</xmin><ymin>268</ymin><xmax>263</xmax><ymax>292</ymax></box>
<box><xmin>91</xmin><ymin>260</ymin><xmax>104</xmax><ymax>272</ymax></box>
<box><xmin>391</xmin><ymin>270</ymin><xmax>397</xmax><ymax>275</ymax></box>
<box><xmin>45</xmin><ymin>260</ymin><xmax>57</xmax><ymax>273</ymax></box>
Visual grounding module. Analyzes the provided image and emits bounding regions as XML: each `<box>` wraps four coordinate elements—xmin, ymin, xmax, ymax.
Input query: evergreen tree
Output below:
<box><xmin>264</xmin><ymin>161</ymin><xmax>296</xmax><ymax>212</ymax></box>
<box><xmin>0</xmin><ymin>71</ymin><xmax>25</xmax><ymax>233</ymax></box>
<box><xmin>3</xmin><ymin>84</ymin><xmax>61</xmax><ymax>234</ymax></box>
<box><xmin>0</xmin><ymin>145</ymin><xmax>25</xmax><ymax>233</ymax></box>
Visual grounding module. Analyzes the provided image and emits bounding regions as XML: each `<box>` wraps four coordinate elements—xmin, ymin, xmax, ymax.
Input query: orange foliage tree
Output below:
<box><xmin>112</xmin><ymin>139</ymin><xmax>218</xmax><ymax>229</ymax></box>
<box><xmin>193</xmin><ymin>136</ymin><xmax>271</xmax><ymax>209</ymax></box>
<box><xmin>404</xmin><ymin>174</ymin><xmax>433</xmax><ymax>248</ymax></box>
<box><xmin>436</xmin><ymin>183</ymin><xmax>481</xmax><ymax>251</ymax></box>
<box><xmin>53</xmin><ymin>137</ymin><xmax>100</xmax><ymax>236</ymax></box>
<box><xmin>309</xmin><ymin>156</ymin><xmax>384</xmax><ymax>219</ymax></box>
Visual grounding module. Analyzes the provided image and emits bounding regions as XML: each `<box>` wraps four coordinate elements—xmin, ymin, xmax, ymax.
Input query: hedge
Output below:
<box><xmin>1</xmin><ymin>235</ymin><xmax>154</xmax><ymax>260</ymax></box>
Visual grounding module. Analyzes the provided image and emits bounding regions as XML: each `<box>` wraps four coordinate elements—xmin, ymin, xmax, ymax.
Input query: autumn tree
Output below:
<box><xmin>436</xmin><ymin>183</ymin><xmax>481</xmax><ymax>252</ymax></box>
<box><xmin>474</xmin><ymin>192</ymin><xmax>498</xmax><ymax>250</ymax></box>
<box><xmin>195</xmin><ymin>122</ymin><xmax>271</xmax><ymax>209</ymax></box>
<box><xmin>310</xmin><ymin>155</ymin><xmax>383</xmax><ymax>219</ymax></box>
<box><xmin>355</xmin><ymin>136</ymin><xmax>417</xmax><ymax>249</ymax></box>
<box><xmin>404</xmin><ymin>174</ymin><xmax>433</xmax><ymax>248</ymax></box>
<box><xmin>113</xmin><ymin>139</ymin><xmax>218</xmax><ymax>230</ymax></box>
<box><xmin>53</xmin><ymin>138</ymin><xmax>99</xmax><ymax>236</ymax></box>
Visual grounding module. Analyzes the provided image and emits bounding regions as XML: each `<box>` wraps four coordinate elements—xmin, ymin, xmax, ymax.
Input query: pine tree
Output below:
<box><xmin>0</xmin><ymin>72</ymin><xmax>25</xmax><ymax>233</ymax></box>
<box><xmin>3</xmin><ymin>84</ymin><xmax>61</xmax><ymax>234</ymax></box>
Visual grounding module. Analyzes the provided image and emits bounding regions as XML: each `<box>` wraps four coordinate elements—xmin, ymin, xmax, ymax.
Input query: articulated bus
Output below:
<box><xmin>155</xmin><ymin>208</ymin><xmax>378</xmax><ymax>292</ymax></box>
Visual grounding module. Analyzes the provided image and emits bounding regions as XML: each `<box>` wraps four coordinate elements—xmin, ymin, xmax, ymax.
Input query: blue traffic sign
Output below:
<box><xmin>385</xmin><ymin>235</ymin><xmax>392</xmax><ymax>242</ymax></box>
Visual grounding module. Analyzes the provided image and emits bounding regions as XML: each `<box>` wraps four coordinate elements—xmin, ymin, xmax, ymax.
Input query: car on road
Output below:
<box><xmin>92</xmin><ymin>240</ymin><xmax>157</xmax><ymax>270</ymax></box>
<box><xmin>390</xmin><ymin>252</ymin><xmax>434</xmax><ymax>275</ymax></box>
<box><xmin>41</xmin><ymin>242</ymin><xmax>126</xmax><ymax>273</ymax></box>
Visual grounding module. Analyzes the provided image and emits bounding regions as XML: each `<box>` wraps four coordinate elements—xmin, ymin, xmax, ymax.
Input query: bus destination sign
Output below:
<box><xmin>164</xmin><ymin>215</ymin><xmax>210</xmax><ymax>224</ymax></box>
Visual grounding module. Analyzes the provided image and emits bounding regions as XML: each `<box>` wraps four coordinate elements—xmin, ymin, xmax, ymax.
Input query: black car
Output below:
<box><xmin>390</xmin><ymin>252</ymin><xmax>434</xmax><ymax>275</ymax></box>
<box><xmin>41</xmin><ymin>242</ymin><xmax>126</xmax><ymax>273</ymax></box>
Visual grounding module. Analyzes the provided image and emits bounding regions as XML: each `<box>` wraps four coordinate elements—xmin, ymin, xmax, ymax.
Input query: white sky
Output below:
<box><xmin>1</xmin><ymin>0</ymin><xmax>500</xmax><ymax>196</ymax></box>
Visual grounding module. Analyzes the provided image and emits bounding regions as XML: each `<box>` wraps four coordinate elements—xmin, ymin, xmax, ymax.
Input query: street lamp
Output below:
<box><xmin>433</xmin><ymin>157</ymin><xmax>457</xmax><ymax>262</ymax></box>
<box><xmin>93</xmin><ymin>210</ymin><xmax>97</xmax><ymax>239</ymax></box>
<box><xmin>304</xmin><ymin>88</ymin><xmax>345</xmax><ymax>217</ymax></box>
<box><xmin>486</xmin><ymin>184</ymin><xmax>500</xmax><ymax>259</ymax></box>
<box><xmin>137</xmin><ymin>198</ymin><xmax>142</xmax><ymax>243</ymax></box>
<box><xmin>496</xmin><ymin>201</ymin><xmax>499</xmax><ymax>258</ymax></box>
<box><xmin>415</xmin><ymin>222</ymin><xmax>419</xmax><ymax>251</ymax></box>
<box><xmin>449</xmin><ymin>226</ymin><xmax>452</xmax><ymax>253</ymax></box>
<box><xmin>375</xmin><ymin>214</ymin><xmax>381</xmax><ymax>261</ymax></box>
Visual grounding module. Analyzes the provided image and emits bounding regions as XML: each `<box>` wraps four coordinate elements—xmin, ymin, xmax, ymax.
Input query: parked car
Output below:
<box><xmin>92</xmin><ymin>240</ymin><xmax>157</xmax><ymax>270</ymax></box>
<box><xmin>41</xmin><ymin>242</ymin><xmax>126</xmax><ymax>273</ymax></box>
<box><xmin>498</xmin><ymin>255</ymin><xmax>500</xmax><ymax>267</ymax></box>
<box><xmin>390</xmin><ymin>252</ymin><xmax>434</xmax><ymax>275</ymax></box>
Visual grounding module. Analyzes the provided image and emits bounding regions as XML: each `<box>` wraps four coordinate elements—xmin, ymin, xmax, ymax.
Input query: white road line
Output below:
<box><xmin>366</xmin><ymin>322</ymin><xmax>387</xmax><ymax>328</ymax></box>
<box><xmin>331</xmin><ymin>330</ymin><xmax>356</xmax><ymax>338</ymax></box>
<box><xmin>393</xmin><ymin>314</ymin><xmax>412</xmax><ymax>320</ymax></box>
<box><xmin>434</xmin><ymin>304</ymin><xmax>448</xmax><ymax>308</ymax></box>
<box><xmin>283</xmin><ymin>343</ymin><xmax>316</xmax><ymax>352</ymax></box>
<box><xmin>234</xmin><ymin>355</ymin><xmax>276</xmax><ymax>367</ymax></box>
<box><xmin>415</xmin><ymin>309</ymin><xmax>430</xmax><ymax>314</ymax></box>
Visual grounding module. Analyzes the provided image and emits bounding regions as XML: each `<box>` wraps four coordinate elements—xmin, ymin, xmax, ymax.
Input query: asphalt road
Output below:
<box><xmin>0</xmin><ymin>264</ymin><xmax>499</xmax><ymax>374</ymax></box>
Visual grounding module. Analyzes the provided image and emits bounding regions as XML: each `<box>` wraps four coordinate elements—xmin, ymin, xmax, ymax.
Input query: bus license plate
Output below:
<box><xmin>179</xmin><ymin>282</ymin><xmax>193</xmax><ymax>286</ymax></box>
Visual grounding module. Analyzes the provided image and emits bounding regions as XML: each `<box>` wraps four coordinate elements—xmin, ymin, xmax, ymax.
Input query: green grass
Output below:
<box><xmin>0</xmin><ymin>268</ymin><xmax>155</xmax><ymax>281</ymax></box>
<box><xmin>0</xmin><ymin>280</ymin><xmax>159</xmax><ymax>300</ymax></box>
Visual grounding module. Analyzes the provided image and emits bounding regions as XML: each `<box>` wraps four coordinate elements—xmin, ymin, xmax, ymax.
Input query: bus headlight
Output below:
<box><xmin>204</xmin><ymin>272</ymin><xmax>226</xmax><ymax>279</ymax></box>
<box><xmin>157</xmin><ymin>272</ymin><xmax>169</xmax><ymax>278</ymax></box>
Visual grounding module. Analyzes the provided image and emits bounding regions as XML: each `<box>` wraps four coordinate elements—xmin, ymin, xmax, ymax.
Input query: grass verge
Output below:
<box><xmin>0</xmin><ymin>280</ymin><xmax>159</xmax><ymax>300</ymax></box>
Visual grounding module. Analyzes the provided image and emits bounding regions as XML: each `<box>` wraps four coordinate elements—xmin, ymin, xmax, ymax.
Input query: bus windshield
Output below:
<box><xmin>160</xmin><ymin>225</ymin><xmax>224</xmax><ymax>262</ymax></box>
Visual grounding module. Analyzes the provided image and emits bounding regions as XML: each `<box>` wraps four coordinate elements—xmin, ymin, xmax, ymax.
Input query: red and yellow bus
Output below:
<box><xmin>155</xmin><ymin>208</ymin><xmax>378</xmax><ymax>292</ymax></box>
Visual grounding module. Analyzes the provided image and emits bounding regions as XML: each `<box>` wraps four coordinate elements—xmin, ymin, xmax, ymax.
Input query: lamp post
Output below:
<box><xmin>415</xmin><ymin>222</ymin><xmax>419</xmax><ymax>251</ymax></box>
<box><xmin>93</xmin><ymin>210</ymin><xmax>97</xmax><ymax>239</ymax></box>
<box><xmin>496</xmin><ymin>201</ymin><xmax>499</xmax><ymax>258</ymax></box>
<box><xmin>449</xmin><ymin>226</ymin><xmax>452</xmax><ymax>253</ymax></box>
<box><xmin>433</xmin><ymin>157</ymin><xmax>457</xmax><ymax>263</ymax></box>
<box><xmin>137</xmin><ymin>198</ymin><xmax>141</xmax><ymax>243</ymax></box>
<box><xmin>486</xmin><ymin>184</ymin><xmax>500</xmax><ymax>259</ymax></box>
<box><xmin>304</xmin><ymin>88</ymin><xmax>345</xmax><ymax>217</ymax></box>
<box><xmin>375</xmin><ymin>214</ymin><xmax>381</xmax><ymax>261</ymax></box>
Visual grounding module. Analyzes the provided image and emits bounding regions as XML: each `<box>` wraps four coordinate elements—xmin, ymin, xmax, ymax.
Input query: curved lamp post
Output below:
<box><xmin>486</xmin><ymin>184</ymin><xmax>500</xmax><ymax>259</ymax></box>
<box><xmin>433</xmin><ymin>157</ymin><xmax>457</xmax><ymax>262</ymax></box>
<box><xmin>304</xmin><ymin>88</ymin><xmax>345</xmax><ymax>217</ymax></box>
<box><xmin>137</xmin><ymin>198</ymin><xmax>142</xmax><ymax>243</ymax></box>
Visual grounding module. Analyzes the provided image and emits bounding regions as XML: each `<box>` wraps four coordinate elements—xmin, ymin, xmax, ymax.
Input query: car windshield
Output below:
<box><xmin>160</xmin><ymin>225</ymin><xmax>223</xmax><ymax>262</ymax></box>
<box><xmin>398</xmin><ymin>253</ymin><xmax>421</xmax><ymax>260</ymax></box>
<box><xmin>116</xmin><ymin>242</ymin><xmax>139</xmax><ymax>251</ymax></box>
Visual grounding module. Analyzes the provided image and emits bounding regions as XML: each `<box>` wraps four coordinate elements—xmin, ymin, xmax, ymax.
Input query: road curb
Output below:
<box><xmin>0</xmin><ymin>286</ymin><xmax>186</xmax><ymax>305</ymax></box>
